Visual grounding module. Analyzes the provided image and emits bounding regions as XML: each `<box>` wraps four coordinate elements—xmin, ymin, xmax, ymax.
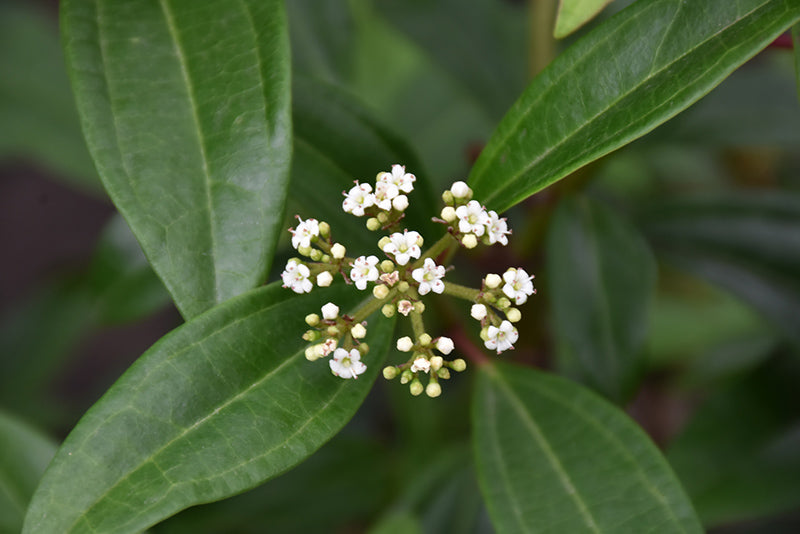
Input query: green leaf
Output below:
<box><xmin>546</xmin><ymin>196</ymin><xmax>656</xmax><ymax>402</ymax></box>
<box><xmin>793</xmin><ymin>24</ymin><xmax>800</xmax><ymax>102</ymax></box>
<box><xmin>290</xmin><ymin>78</ymin><xmax>438</xmax><ymax>250</ymax></box>
<box><xmin>61</xmin><ymin>0</ymin><xmax>292</xmax><ymax>319</ymax></box>
<box><xmin>287</xmin><ymin>0</ymin><xmax>355</xmax><ymax>84</ymax></box>
<box><xmin>369</xmin><ymin>512</ymin><xmax>423</xmax><ymax>534</ymax></box>
<box><xmin>0</xmin><ymin>411</ymin><xmax>57</xmax><ymax>534</ymax></box>
<box><xmin>642</xmin><ymin>192</ymin><xmax>800</xmax><ymax>347</ymax></box>
<box><xmin>23</xmin><ymin>283</ymin><xmax>395</xmax><ymax>533</ymax></box>
<box><xmin>473</xmin><ymin>362</ymin><xmax>702</xmax><ymax>534</ymax></box>
<box><xmin>469</xmin><ymin>0</ymin><xmax>800</xmax><ymax>212</ymax></box>
<box><xmin>667</xmin><ymin>356</ymin><xmax>800</xmax><ymax>526</ymax></box>
<box><xmin>0</xmin><ymin>2</ymin><xmax>99</xmax><ymax>193</ymax></box>
<box><xmin>555</xmin><ymin>0</ymin><xmax>615</xmax><ymax>38</ymax></box>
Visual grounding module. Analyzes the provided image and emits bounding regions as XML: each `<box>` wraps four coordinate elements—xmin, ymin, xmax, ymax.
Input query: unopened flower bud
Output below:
<box><xmin>392</xmin><ymin>195</ymin><xmax>409</xmax><ymax>211</ymax></box>
<box><xmin>484</xmin><ymin>273</ymin><xmax>502</xmax><ymax>288</ymax></box>
<box><xmin>302</xmin><ymin>330</ymin><xmax>319</xmax><ymax>342</ymax></box>
<box><xmin>437</xmin><ymin>368</ymin><xmax>451</xmax><ymax>379</ymax></box>
<box><xmin>451</xmin><ymin>359</ymin><xmax>467</xmax><ymax>372</ymax></box>
<box><xmin>318</xmin><ymin>221</ymin><xmax>330</xmax><ymax>237</ymax></box>
<box><xmin>497</xmin><ymin>297</ymin><xmax>511</xmax><ymax>310</ymax></box>
<box><xmin>373</xmin><ymin>284</ymin><xmax>390</xmax><ymax>299</ymax></box>
<box><xmin>351</xmin><ymin>323</ymin><xmax>367</xmax><ymax>339</ymax></box>
<box><xmin>358</xmin><ymin>343</ymin><xmax>369</xmax><ymax>355</ymax></box>
<box><xmin>310</xmin><ymin>249</ymin><xmax>323</xmax><ymax>261</ymax></box>
<box><xmin>383</xmin><ymin>366</ymin><xmax>398</xmax><ymax>380</ymax></box>
<box><xmin>462</xmin><ymin>234</ymin><xmax>478</xmax><ymax>249</ymax></box>
<box><xmin>441</xmin><ymin>206</ymin><xmax>457</xmax><ymax>222</ymax></box>
<box><xmin>381</xmin><ymin>303</ymin><xmax>396</xmax><ymax>318</ymax></box>
<box><xmin>326</xmin><ymin>326</ymin><xmax>340</xmax><ymax>337</ymax></box>
<box><xmin>377</xmin><ymin>212</ymin><xmax>389</xmax><ymax>223</ymax></box>
<box><xmin>436</xmin><ymin>336</ymin><xmax>454</xmax><ymax>355</ymax></box>
<box><xmin>305</xmin><ymin>346</ymin><xmax>318</xmax><ymax>361</ymax></box>
<box><xmin>331</xmin><ymin>243</ymin><xmax>346</xmax><ymax>259</ymax></box>
<box><xmin>480</xmin><ymin>327</ymin><xmax>490</xmax><ymax>341</ymax></box>
<box><xmin>321</xmin><ymin>302</ymin><xmax>339</xmax><ymax>320</ymax></box>
<box><xmin>366</xmin><ymin>217</ymin><xmax>381</xmax><ymax>231</ymax></box>
<box><xmin>430</xmin><ymin>355</ymin><xmax>444</xmax><ymax>371</ymax></box>
<box><xmin>470</xmin><ymin>304</ymin><xmax>487</xmax><ymax>321</ymax></box>
<box><xmin>414</xmin><ymin>301</ymin><xmax>426</xmax><ymax>314</ymax></box>
<box><xmin>378</xmin><ymin>236</ymin><xmax>391</xmax><ymax>250</ymax></box>
<box><xmin>321</xmin><ymin>254</ymin><xmax>331</xmax><ymax>263</ymax></box>
<box><xmin>305</xmin><ymin>313</ymin><xmax>320</xmax><ymax>327</ymax></box>
<box><xmin>380</xmin><ymin>260</ymin><xmax>395</xmax><ymax>273</ymax></box>
<box><xmin>298</xmin><ymin>245</ymin><xmax>313</xmax><ymax>257</ymax></box>
<box><xmin>316</xmin><ymin>272</ymin><xmax>333</xmax><ymax>287</ymax></box>
<box><xmin>425</xmin><ymin>382</ymin><xmax>442</xmax><ymax>398</ymax></box>
<box><xmin>409</xmin><ymin>379</ymin><xmax>424</xmax><ymax>396</ymax></box>
<box><xmin>419</xmin><ymin>333</ymin><xmax>432</xmax><ymax>347</ymax></box>
<box><xmin>450</xmin><ymin>181</ymin><xmax>470</xmax><ymax>199</ymax></box>
<box><xmin>507</xmin><ymin>308</ymin><xmax>522</xmax><ymax>323</ymax></box>
<box><xmin>396</xmin><ymin>336</ymin><xmax>414</xmax><ymax>352</ymax></box>
<box><xmin>400</xmin><ymin>369</ymin><xmax>413</xmax><ymax>384</ymax></box>
<box><xmin>442</xmin><ymin>190</ymin><xmax>455</xmax><ymax>205</ymax></box>
<box><xmin>398</xmin><ymin>281</ymin><xmax>410</xmax><ymax>293</ymax></box>
<box><xmin>416</xmin><ymin>235</ymin><xmax>424</xmax><ymax>247</ymax></box>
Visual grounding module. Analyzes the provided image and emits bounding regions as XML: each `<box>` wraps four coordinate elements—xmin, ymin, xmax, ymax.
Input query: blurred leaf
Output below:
<box><xmin>287</xmin><ymin>0</ymin><xmax>354</xmax><ymax>84</ymax></box>
<box><xmin>291</xmin><ymin>78</ymin><xmax>438</xmax><ymax>249</ymax></box>
<box><xmin>473</xmin><ymin>362</ymin><xmax>702</xmax><ymax>533</ymax></box>
<box><xmin>23</xmin><ymin>283</ymin><xmax>395</xmax><ymax>533</ymax></box>
<box><xmin>62</xmin><ymin>0</ymin><xmax>292</xmax><ymax>319</ymax></box>
<box><xmin>157</xmin><ymin>435</ymin><xmax>391</xmax><ymax>533</ymax></box>
<box><xmin>469</xmin><ymin>0</ymin><xmax>800</xmax><ymax>213</ymax></box>
<box><xmin>555</xmin><ymin>0</ymin><xmax>615</xmax><ymax>38</ymax></box>
<box><xmin>667</xmin><ymin>356</ymin><xmax>800</xmax><ymax>526</ymax></box>
<box><xmin>546</xmin><ymin>196</ymin><xmax>656</xmax><ymax>402</ymax></box>
<box><xmin>370</xmin><ymin>512</ymin><xmax>424</xmax><ymax>534</ymax></box>
<box><xmin>0</xmin><ymin>411</ymin><xmax>57</xmax><ymax>534</ymax></box>
<box><xmin>374</xmin><ymin>0</ymin><xmax>527</xmax><ymax>121</ymax></box>
<box><xmin>643</xmin><ymin>192</ymin><xmax>800</xmax><ymax>347</ymax></box>
<box><xmin>0</xmin><ymin>3</ymin><xmax>99</xmax><ymax>192</ymax></box>
<box><xmin>793</xmin><ymin>25</ymin><xmax>800</xmax><ymax>102</ymax></box>
<box><xmin>419</xmin><ymin>465</ymin><xmax>492</xmax><ymax>534</ymax></box>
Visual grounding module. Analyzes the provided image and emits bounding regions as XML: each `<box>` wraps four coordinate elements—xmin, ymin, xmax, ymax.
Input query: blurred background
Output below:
<box><xmin>2</xmin><ymin>0</ymin><xmax>800</xmax><ymax>532</ymax></box>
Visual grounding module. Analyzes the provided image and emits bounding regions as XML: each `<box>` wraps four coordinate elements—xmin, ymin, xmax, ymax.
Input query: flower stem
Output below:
<box><xmin>414</xmin><ymin>233</ymin><xmax>457</xmax><ymax>268</ymax></box>
<box><xmin>410</xmin><ymin>310</ymin><xmax>425</xmax><ymax>340</ymax></box>
<box><xmin>352</xmin><ymin>287</ymin><xmax>397</xmax><ymax>323</ymax></box>
<box><xmin>442</xmin><ymin>281</ymin><xmax>481</xmax><ymax>302</ymax></box>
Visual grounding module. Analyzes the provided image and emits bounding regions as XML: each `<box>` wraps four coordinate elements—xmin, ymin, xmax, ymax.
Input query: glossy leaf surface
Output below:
<box><xmin>61</xmin><ymin>0</ymin><xmax>292</xmax><ymax>319</ymax></box>
<box><xmin>23</xmin><ymin>283</ymin><xmax>394</xmax><ymax>533</ymax></box>
<box><xmin>643</xmin><ymin>192</ymin><xmax>800</xmax><ymax>346</ymax></box>
<box><xmin>555</xmin><ymin>0</ymin><xmax>615</xmax><ymax>38</ymax></box>
<box><xmin>0</xmin><ymin>412</ymin><xmax>57</xmax><ymax>534</ymax></box>
<box><xmin>546</xmin><ymin>196</ymin><xmax>656</xmax><ymax>402</ymax></box>
<box><xmin>473</xmin><ymin>362</ymin><xmax>702</xmax><ymax>534</ymax></box>
<box><xmin>469</xmin><ymin>0</ymin><xmax>800</xmax><ymax>212</ymax></box>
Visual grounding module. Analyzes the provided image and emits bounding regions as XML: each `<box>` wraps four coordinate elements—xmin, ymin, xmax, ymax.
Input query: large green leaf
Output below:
<box><xmin>468</xmin><ymin>0</ymin><xmax>800</xmax><ymax>212</ymax></box>
<box><xmin>0</xmin><ymin>412</ymin><xmax>57</xmax><ymax>534</ymax></box>
<box><xmin>61</xmin><ymin>0</ymin><xmax>292</xmax><ymax>319</ymax></box>
<box><xmin>23</xmin><ymin>283</ymin><xmax>394</xmax><ymax>533</ymax></box>
<box><xmin>0</xmin><ymin>2</ymin><xmax>99</xmax><ymax>193</ymax></box>
<box><xmin>642</xmin><ymin>192</ymin><xmax>800</xmax><ymax>347</ymax></box>
<box><xmin>546</xmin><ymin>196</ymin><xmax>656</xmax><ymax>402</ymax></box>
<box><xmin>793</xmin><ymin>24</ymin><xmax>800</xmax><ymax>101</ymax></box>
<box><xmin>473</xmin><ymin>362</ymin><xmax>702</xmax><ymax>534</ymax></box>
<box><xmin>667</xmin><ymin>356</ymin><xmax>800</xmax><ymax>526</ymax></box>
<box><xmin>555</xmin><ymin>0</ymin><xmax>615</xmax><ymax>38</ymax></box>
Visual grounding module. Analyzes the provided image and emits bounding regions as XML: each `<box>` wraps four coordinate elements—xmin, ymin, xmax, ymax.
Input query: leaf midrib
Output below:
<box><xmin>478</xmin><ymin>0</ymin><xmax>774</xmax><ymax>209</ymax></box>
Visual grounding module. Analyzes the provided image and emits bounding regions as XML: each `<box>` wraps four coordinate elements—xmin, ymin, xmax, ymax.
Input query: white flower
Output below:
<box><xmin>329</xmin><ymin>348</ymin><xmax>367</xmax><ymax>379</ymax></box>
<box><xmin>455</xmin><ymin>201</ymin><xmax>489</xmax><ymax>236</ymax></box>
<box><xmin>485</xmin><ymin>210</ymin><xmax>511</xmax><ymax>246</ymax></box>
<box><xmin>281</xmin><ymin>259</ymin><xmax>313</xmax><ymax>294</ymax></box>
<box><xmin>343</xmin><ymin>182</ymin><xmax>374</xmax><ymax>216</ymax></box>
<box><xmin>379</xmin><ymin>271</ymin><xmax>399</xmax><ymax>287</ymax></box>
<box><xmin>321</xmin><ymin>302</ymin><xmax>339</xmax><ymax>320</ymax></box>
<box><xmin>350</xmin><ymin>255</ymin><xmax>380</xmax><ymax>290</ymax></box>
<box><xmin>412</xmin><ymin>258</ymin><xmax>446</xmax><ymax>295</ymax></box>
<box><xmin>471</xmin><ymin>304</ymin><xmax>487</xmax><ymax>321</ymax></box>
<box><xmin>378</xmin><ymin>164</ymin><xmax>416</xmax><ymax>193</ymax></box>
<box><xmin>450</xmin><ymin>181</ymin><xmax>470</xmax><ymax>199</ymax></box>
<box><xmin>436</xmin><ymin>336</ymin><xmax>454</xmax><ymax>355</ymax></box>
<box><xmin>316</xmin><ymin>271</ymin><xmax>333</xmax><ymax>287</ymax></box>
<box><xmin>373</xmin><ymin>181</ymin><xmax>399</xmax><ymax>211</ymax></box>
<box><xmin>484</xmin><ymin>320</ymin><xmax>518</xmax><ymax>354</ymax></box>
<box><xmin>290</xmin><ymin>217</ymin><xmax>319</xmax><ymax>250</ymax></box>
<box><xmin>397</xmin><ymin>300</ymin><xmax>414</xmax><ymax>316</ymax></box>
<box><xmin>411</xmin><ymin>357</ymin><xmax>431</xmax><ymax>373</ymax></box>
<box><xmin>320</xmin><ymin>338</ymin><xmax>338</xmax><ymax>356</ymax></box>
<box><xmin>396</xmin><ymin>336</ymin><xmax>414</xmax><ymax>352</ymax></box>
<box><xmin>502</xmin><ymin>268</ymin><xmax>536</xmax><ymax>305</ymax></box>
<box><xmin>382</xmin><ymin>230</ymin><xmax>422</xmax><ymax>265</ymax></box>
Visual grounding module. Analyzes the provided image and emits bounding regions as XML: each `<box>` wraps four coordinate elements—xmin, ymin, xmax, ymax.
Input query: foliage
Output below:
<box><xmin>1</xmin><ymin>0</ymin><xmax>800</xmax><ymax>532</ymax></box>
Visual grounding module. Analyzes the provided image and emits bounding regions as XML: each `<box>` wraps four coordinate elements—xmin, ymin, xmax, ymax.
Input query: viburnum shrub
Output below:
<box><xmin>7</xmin><ymin>0</ymin><xmax>800</xmax><ymax>533</ymax></box>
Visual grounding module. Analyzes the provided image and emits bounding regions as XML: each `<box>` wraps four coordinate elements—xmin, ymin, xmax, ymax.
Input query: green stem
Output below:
<box><xmin>528</xmin><ymin>0</ymin><xmax>556</xmax><ymax>78</ymax></box>
<box><xmin>352</xmin><ymin>287</ymin><xmax>397</xmax><ymax>323</ymax></box>
<box><xmin>442</xmin><ymin>281</ymin><xmax>481</xmax><ymax>302</ymax></box>
<box><xmin>414</xmin><ymin>233</ymin><xmax>457</xmax><ymax>269</ymax></box>
<box><xmin>410</xmin><ymin>310</ymin><xmax>425</xmax><ymax>340</ymax></box>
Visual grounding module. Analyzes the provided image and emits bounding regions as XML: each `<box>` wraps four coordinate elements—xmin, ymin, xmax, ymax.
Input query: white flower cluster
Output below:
<box><xmin>280</xmin><ymin>164</ymin><xmax>536</xmax><ymax>395</ymax></box>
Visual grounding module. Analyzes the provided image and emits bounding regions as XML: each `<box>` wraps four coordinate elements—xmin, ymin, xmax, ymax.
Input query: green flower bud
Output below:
<box><xmin>377</xmin><ymin>212</ymin><xmax>389</xmax><ymax>224</ymax></box>
<box><xmin>400</xmin><ymin>369</ymin><xmax>413</xmax><ymax>384</ymax></box>
<box><xmin>497</xmin><ymin>297</ymin><xmax>511</xmax><ymax>310</ymax></box>
<box><xmin>378</xmin><ymin>236</ymin><xmax>391</xmax><ymax>250</ymax></box>
<box><xmin>310</xmin><ymin>249</ymin><xmax>323</xmax><ymax>261</ymax></box>
<box><xmin>441</xmin><ymin>190</ymin><xmax>455</xmax><ymax>205</ymax></box>
<box><xmin>398</xmin><ymin>281</ymin><xmax>410</xmax><ymax>293</ymax></box>
<box><xmin>437</xmin><ymin>368</ymin><xmax>451</xmax><ymax>379</ymax></box>
<box><xmin>298</xmin><ymin>245</ymin><xmax>313</xmax><ymax>257</ymax></box>
<box><xmin>450</xmin><ymin>359</ymin><xmax>467</xmax><ymax>372</ymax></box>
<box><xmin>381</xmin><ymin>303</ymin><xmax>396</xmax><ymax>318</ymax></box>
<box><xmin>326</xmin><ymin>326</ymin><xmax>340</xmax><ymax>337</ymax></box>
<box><xmin>305</xmin><ymin>313</ymin><xmax>320</xmax><ymax>327</ymax></box>
<box><xmin>318</xmin><ymin>221</ymin><xmax>331</xmax><ymax>237</ymax></box>
<box><xmin>380</xmin><ymin>260</ymin><xmax>395</xmax><ymax>273</ymax></box>
<box><xmin>383</xmin><ymin>366</ymin><xmax>398</xmax><ymax>380</ymax></box>
<box><xmin>366</xmin><ymin>217</ymin><xmax>381</xmax><ymax>231</ymax></box>
<box><xmin>506</xmin><ymin>308</ymin><xmax>522</xmax><ymax>323</ymax></box>
<box><xmin>357</xmin><ymin>342</ymin><xmax>369</xmax><ymax>355</ymax></box>
<box><xmin>430</xmin><ymin>355</ymin><xmax>444</xmax><ymax>371</ymax></box>
<box><xmin>409</xmin><ymin>379</ymin><xmax>424</xmax><ymax>396</ymax></box>
<box><xmin>373</xmin><ymin>284</ymin><xmax>390</xmax><ymax>299</ymax></box>
<box><xmin>414</xmin><ymin>301</ymin><xmax>426</xmax><ymax>314</ymax></box>
<box><xmin>425</xmin><ymin>382</ymin><xmax>442</xmax><ymax>398</ymax></box>
<box><xmin>302</xmin><ymin>330</ymin><xmax>319</xmax><ymax>342</ymax></box>
<box><xmin>418</xmin><ymin>333</ymin><xmax>432</xmax><ymax>347</ymax></box>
